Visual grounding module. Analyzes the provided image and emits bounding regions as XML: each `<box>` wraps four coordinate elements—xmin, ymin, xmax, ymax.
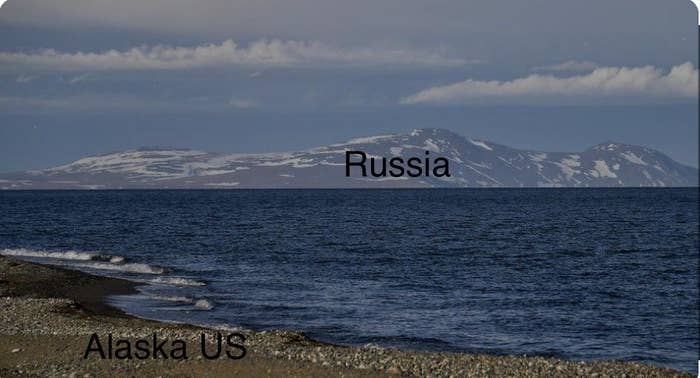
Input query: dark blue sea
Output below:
<box><xmin>0</xmin><ymin>189</ymin><xmax>697</xmax><ymax>372</ymax></box>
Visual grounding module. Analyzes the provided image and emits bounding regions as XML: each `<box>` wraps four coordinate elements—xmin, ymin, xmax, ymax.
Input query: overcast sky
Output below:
<box><xmin>0</xmin><ymin>0</ymin><xmax>697</xmax><ymax>170</ymax></box>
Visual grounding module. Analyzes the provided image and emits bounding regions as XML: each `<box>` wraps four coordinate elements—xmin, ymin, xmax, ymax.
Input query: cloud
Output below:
<box><xmin>228</xmin><ymin>98</ymin><xmax>259</xmax><ymax>109</ymax></box>
<box><xmin>0</xmin><ymin>94</ymin><xmax>178</xmax><ymax>113</ymax></box>
<box><xmin>532</xmin><ymin>60</ymin><xmax>599</xmax><ymax>72</ymax></box>
<box><xmin>0</xmin><ymin>39</ymin><xmax>468</xmax><ymax>71</ymax></box>
<box><xmin>400</xmin><ymin>63</ymin><xmax>698</xmax><ymax>105</ymax></box>
<box><xmin>0</xmin><ymin>0</ymin><xmax>694</xmax><ymax>80</ymax></box>
<box><xmin>15</xmin><ymin>75</ymin><xmax>39</xmax><ymax>83</ymax></box>
<box><xmin>0</xmin><ymin>94</ymin><xmax>259</xmax><ymax>114</ymax></box>
<box><xmin>65</xmin><ymin>73</ymin><xmax>97</xmax><ymax>84</ymax></box>
<box><xmin>0</xmin><ymin>89</ymin><xmax>272</xmax><ymax>114</ymax></box>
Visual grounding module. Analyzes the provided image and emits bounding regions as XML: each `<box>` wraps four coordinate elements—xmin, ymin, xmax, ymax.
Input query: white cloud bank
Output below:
<box><xmin>0</xmin><ymin>39</ymin><xmax>468</xmax><ymax>71</ymax></box>
<box><xmin>532</xmin><ymin>60</ymin><xmax>599</xmax><ymax>72</ymax></box>
<box><xmin>400</xmin><ymin>63</ymin><xmax>698</xmax><ymax>105</ymax></box>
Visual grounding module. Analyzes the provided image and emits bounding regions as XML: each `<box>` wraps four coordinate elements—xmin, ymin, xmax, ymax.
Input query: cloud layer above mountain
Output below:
<box><xmin>532</xmin><ymin>60</ymin><xmax>600</xmax><ymax>73</ymax></box>
<box><xmin>0</xmin><ymin>39</ymin><xmax>468</xmax><ymax>71</ymax></box>
<box><xmin>401</xmin><ymin>63</ymin><xmax>698</xmax><ymax>105</ymax></box>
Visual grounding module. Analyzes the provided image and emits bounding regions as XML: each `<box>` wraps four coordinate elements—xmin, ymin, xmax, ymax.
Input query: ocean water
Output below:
<box><xmin>0</xmin><ymin>189</ymin><xmax>697</xmax><ymax>372</ymax></box>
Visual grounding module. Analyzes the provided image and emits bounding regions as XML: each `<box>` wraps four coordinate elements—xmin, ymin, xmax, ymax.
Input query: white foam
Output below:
<box><xmin>2</xmin><ymin>248</ymin><xmax>94</xmax><ymax>261</ymax></box>
<box><xmin>147</xmin><ymin>296</ymin><xmax>213</xmax><ymax>311</ymax></box>
<box><xmin>194</xmin><ymin>299</ymin><xmax>214</xmax><ymax>310</ymax></box>
<box><xmin>109</xmin><ymin>256</ymin><xmax>125</xmax><ymax>264</ymax></box>
<box><xmin>150</xmin><ymin>295</ymin><xmax>193</xmax><ymax>303</ymax></box>
<box><xmin>1</xmin><ymin>248</ymin><xmax>125</xmax><ymax>263</ymax></box>
<box><xmin>76</xmin><ymin>262</ymin><xmax>164</xmax><ymax>275</ymax></box>
<box><xmin>151</xmin><ymin>277</ymin><xmax>206</xmax><ymax>286</ymax></box>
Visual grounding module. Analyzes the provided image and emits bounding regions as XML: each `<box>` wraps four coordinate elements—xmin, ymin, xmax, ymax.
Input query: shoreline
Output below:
<box><xmin>0</xmin><ymin>256</ymin><xmax>691</xmax><ymax>377</ymax></box>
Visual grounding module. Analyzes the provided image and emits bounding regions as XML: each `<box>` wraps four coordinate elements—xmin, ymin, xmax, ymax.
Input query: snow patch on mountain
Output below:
<box><xmin>592</xmin><ymin>160</ymin><xmax>617</xmax><ymax>179</ymax></box>
<box><xmin>424</xmin><ymin>139</ymin><xmax>441</xmax><ymax>152</ymax></box>
<box><xmin>344</xmin><ymin>135</ymin><xmax>397</xmax><ymax>145</ymax></box>
<box><xmin>257</xmin><ymin>157</ymin><xmax>316</xmax><ymax>168</ymax></box>
<box><xmin>530</xmin><ymin>153</ymin><xmax>547</xmax><ymax>162</ymax></box>
<box><xmin>205</xmin><ymin>182</ymin><xmax>240</xmax><ymax>187</ymax></box>
<box><xmin>469</xmin><ymin>139</ymin><xmax>493</xmax><ymax>151</ymax></box>
<box><xmin>1</xmin><ymin>128</ymin><xmax>696</xmax><ymax>189</ymax></box>
<box><xmin>620</xmin><ymin>151</ymin><xmax>647</xmax><ymax>165</ymax></box>
<box><xmin>561</xmin><ymin>155</ymin><xmax>581</xmax><ymax>167</ymax></box>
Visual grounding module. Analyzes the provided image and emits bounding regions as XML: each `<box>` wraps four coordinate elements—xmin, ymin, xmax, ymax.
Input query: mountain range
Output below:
<box><xmin>0</xmin><ymin>129</ymin><xmax>696</xmax><ymax>189</ymax></box>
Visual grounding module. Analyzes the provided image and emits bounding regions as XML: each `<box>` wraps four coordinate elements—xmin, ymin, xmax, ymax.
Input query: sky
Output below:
<box><xmin>0</xmin><ymin>0</ymin><xmax>697</xmax><ymax>171</ymax></box>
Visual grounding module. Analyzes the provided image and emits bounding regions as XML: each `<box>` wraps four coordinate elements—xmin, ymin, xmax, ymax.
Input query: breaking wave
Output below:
<box><xmin>2</xmin><ymin>248</ymin><xmax>210</xmax><ymax>311</ymax></box>
<box><xmin>1</xmin><ymin>248</ymin><xmax>163</xmax><ymax>275</ymax></box>
<box><xmin>149</xmin><ymin>295</ymin><xmax>214</xmax><ymax>310</ymax></box>
<box><xmin>150</xmin><ymin>295</ymin><xmax>193</xmax><ymax>303</ymax></box>
<box><xmin>151</xmin><ymin>277</ymin><xmax>206</xmax><ymax>286</ymax></box>
<box><xmin>0</xmin><ymin>248</ymin><xmax>123</xmax><ymax>263</ymax></box>
<box><xmin>75</xmin><ymin>262</ymin><xmax>165</xmax><ymax>275</ymax></box>
<box><xmin>194</xmin><ymin>299</ymin><xmax>215</xmax><ymax>310</ymax></box>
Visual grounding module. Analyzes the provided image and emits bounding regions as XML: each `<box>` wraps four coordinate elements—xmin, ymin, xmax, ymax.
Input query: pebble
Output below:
<box><xmin>387</xmin><ymin>366</ymin><xmax>402</xmax><ymax>375</ymax></box>
<box><xmin>0</xmin><ymin>256</ymin><xmax>692</xmax><ymax>378</ymax></box>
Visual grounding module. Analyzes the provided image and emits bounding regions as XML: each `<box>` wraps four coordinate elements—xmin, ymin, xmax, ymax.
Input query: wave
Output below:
<box><xmin>1</xmin><ymin>248</ymin><xmax>124</xmax><ymax>263</ymax></box>
<box><xmin>108</xmin><ymin>256</ymin><xmax>125</xmax><ymax>264</ymax></box>
<box><xmin>150</xmin><ymin>295</ymin><xmax>193</xmax><ymax>303</ymax></box>
<box><xmin>151</xmin><ymin>277</ymin><xmax>206</xmax><ymax>286</ymax></box>
<box><xmin>75</xmin><ymin>262</ymin><xmax>164</xmax><ymax>275</ymax></box>
<box><xmin>0</xmin><ymin>248</ymin><xmax>163</xmax><ymax>275</ymax></box>
<box><xmin>148</xmin><ymin>295</ymin><xmax>214</xmax><ymax>310</ymax></box>
<box><xmin>194</xmin><ymin>299</ymin><xmax>214</xmax><ymax>310</ymax></box>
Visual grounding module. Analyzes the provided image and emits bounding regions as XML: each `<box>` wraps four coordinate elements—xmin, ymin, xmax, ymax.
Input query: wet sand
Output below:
<box><xmin>0</xmin><ymin>256</ymin><xmax>691</xmax><ymax>377</ymax></box>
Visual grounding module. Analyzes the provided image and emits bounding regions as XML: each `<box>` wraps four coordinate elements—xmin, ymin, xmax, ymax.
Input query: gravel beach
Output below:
<box><xmin>0</xmin><ymin>256</ymin><xmax>692</xmax><ymax>377</ymax></box>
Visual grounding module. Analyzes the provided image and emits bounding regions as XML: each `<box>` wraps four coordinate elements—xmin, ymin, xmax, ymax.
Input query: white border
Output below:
<box><xmin>691</xmin><ymin>0</ymin><xmax>700</xmax><ymax>25</ymax></box>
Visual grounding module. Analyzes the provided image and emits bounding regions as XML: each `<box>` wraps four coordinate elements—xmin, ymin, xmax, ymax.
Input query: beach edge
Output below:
<box><xmin>0</xmin><ymin>256</ymin><xmax>691</xmax><ymax>377</ymax></box>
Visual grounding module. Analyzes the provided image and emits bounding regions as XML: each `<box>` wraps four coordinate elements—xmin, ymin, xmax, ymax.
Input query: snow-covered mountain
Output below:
<box><xmin>0</xmin><ymin>129</ymin><xmax>696</xmax><ymax>189</ymax></box>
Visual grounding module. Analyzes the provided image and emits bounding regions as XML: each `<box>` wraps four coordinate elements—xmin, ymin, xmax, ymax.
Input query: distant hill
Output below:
<box><xmin>0</xmin><ymin>129</ymin><xmax>696</xmax><ymax>189</ymax></box>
